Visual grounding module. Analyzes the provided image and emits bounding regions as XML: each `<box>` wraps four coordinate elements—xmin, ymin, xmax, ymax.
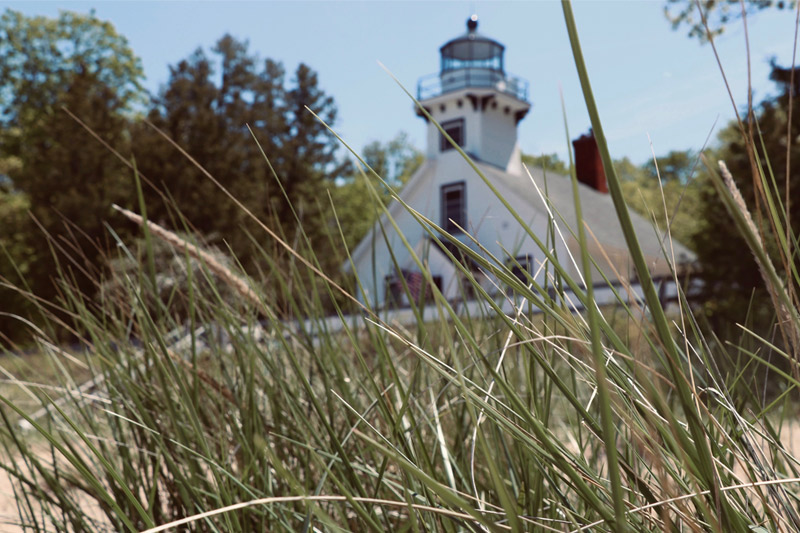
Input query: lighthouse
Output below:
<box><xmin>415</xmin><ymin>15</ymin><xmax>530</xmax><ymax>175</ymax></box>
<box><xmin>345</xmin><ymin>16</ymin><xmax>693</xmax><ymax>310</ymax></box>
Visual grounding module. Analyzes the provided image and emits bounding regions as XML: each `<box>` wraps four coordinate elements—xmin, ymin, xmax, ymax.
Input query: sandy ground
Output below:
<box><xmin>0</xmin><ymin>443</ymin><xmax>108</xmax><ymax>533</ymax></box>
<box><xmin>0</xmin><ymin>446</ymin><xmax>45</xmax><ymax>532</ymax></box>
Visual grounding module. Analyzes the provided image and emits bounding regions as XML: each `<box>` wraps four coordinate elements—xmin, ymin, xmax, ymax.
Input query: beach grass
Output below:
<box><xmin>0</xmin><ymin>1</ymin><xmax>799</xmax><ymax>531</ymax></box>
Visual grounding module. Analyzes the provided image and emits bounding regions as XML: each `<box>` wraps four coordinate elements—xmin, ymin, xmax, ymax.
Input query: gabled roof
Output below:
<box><xmin>478</xmin><ymin>162</ymin><xmax>695</xmax><ymax>273</ymax></box>
<box><xmin>344</xmin><ymin>157</ymin><xmax>695</xmax><ymax>278</ymax></box>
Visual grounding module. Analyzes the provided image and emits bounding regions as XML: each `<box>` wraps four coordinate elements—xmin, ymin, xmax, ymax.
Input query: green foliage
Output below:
<box><xmin>0</xmin><ymin>9</ymin><xmax>145</xmax><ymax>342</ymax></box>
<box><xmin>4</xmin><ymin>68</ymin><xmax>136</xmax><ymax>318</ymax></box>
<box><xmin>614</xmin><ymin>155</ymin><xmax>648</xmax><ymax>182</ymax></box>
<box><xmin>691</xmin><ymin>63</ymin><xmax>800</xmax><ymax>329</ymax></box>
<box><xmin>0</xmin><ymin>9</ymin><xmax>144</xmax><ymax>124</ymax></box>
<box><xmin>0</xmin><ymin>19</ymin><xmax>357</xmax><ymax>337</ymax></box>
<box><xmin>618</xmin><ymin>151</ymin><xmax>704</xmax><ymax>248</ymax></box>
<box><xmin>331</xmin><ymin>132</ymin><xmax>423</xmax><ymax>249</ymax></box>
<box><xmin>360</xmin><ymin>132</ymin><xmax>424</xmax><ymax>188</ymax></box>
<box><xmin>101</xmin><ymin>234</ymin><xmax>253</xmax><ymax>322</ymax></box>
<box><xmin>643</xmin><ymin>149</ymin><xmax>697</xmax><ymax>183</ymax></box>
<box><xmin>0</xmin><ymin>190</ymin><xmax>36</xmax><ymax>343</ymax></box>
<box><xmin>521</xmin><ymin>151</ymin><xmax>570</xmax><ymax>175</ymax></box>
<box><xmin>133</xmin><ymin>35</ymin><xmax>350</xmax><ymax>270</ymax></box>
<box><xmin>329</xmin><ymin>176</ymin><xmax>384</xmax><ymax>252</ymax></box>
<box><xmin>128</xmin><ymin>35</ymin><xmax>354</xmax><ymax>319</ymax></box>
<box><xmin>665</xmin><ymin>0</ymin><xmax>796</xmax><ymax>41</ymax></box>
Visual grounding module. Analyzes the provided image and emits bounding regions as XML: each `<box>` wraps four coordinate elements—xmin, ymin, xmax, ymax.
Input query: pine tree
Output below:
<box><xmin>132</xmin><ymin>35</ymin><xmax>351</xmax><ymax>314</ymax></box>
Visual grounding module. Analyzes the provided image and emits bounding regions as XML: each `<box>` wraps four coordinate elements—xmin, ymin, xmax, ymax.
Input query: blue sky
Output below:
<box><xmin>5</xmin><ymin>1</ymin><xmax>798</xmax><ymax>165</ymax></box>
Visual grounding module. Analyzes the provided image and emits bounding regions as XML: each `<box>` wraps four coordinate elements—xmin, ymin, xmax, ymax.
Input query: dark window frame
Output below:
<box><xmin>440</xmin><ymin>118</ymin><xmax>465</xmax><ymax>152</ymax></box>
<box><xmin>508</xmin><ymin>254</ymin><xmax>534</xmax><ymax>284</ymax></box>
<box><xmin>441</xmin><ymin>181</ymin><xmax>466</xmax><ymax>234</ymax></box>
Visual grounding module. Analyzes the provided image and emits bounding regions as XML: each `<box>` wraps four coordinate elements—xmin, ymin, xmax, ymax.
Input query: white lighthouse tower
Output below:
<box><xmin>345</xmin><ymin>16</ymin><xmax>692</xmax><ymax>309</ymax></box>
<box><xmin>416</xmin><ymin>14</ymin><xmax>530</xmax><ymax>175</ymax></box>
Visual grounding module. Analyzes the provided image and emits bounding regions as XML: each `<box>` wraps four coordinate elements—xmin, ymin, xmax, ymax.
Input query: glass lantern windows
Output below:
<box><xmin>440</xmin><ymin>38</ymin><xmax>504</xmax><ymax>73</ymax></box>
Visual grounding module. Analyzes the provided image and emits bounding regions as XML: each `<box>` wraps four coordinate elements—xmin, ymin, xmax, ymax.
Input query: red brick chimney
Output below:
<box><xmin>572</xmin><ymin>130</ymin><xmax>607</xmax><ymax>193</ymax></box>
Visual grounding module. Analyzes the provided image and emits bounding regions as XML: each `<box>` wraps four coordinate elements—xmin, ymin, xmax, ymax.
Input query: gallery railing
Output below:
<box><xmin>417</xmin><ymin>69</ymin><xmax>529</xmax><ymax>101</ymax></box>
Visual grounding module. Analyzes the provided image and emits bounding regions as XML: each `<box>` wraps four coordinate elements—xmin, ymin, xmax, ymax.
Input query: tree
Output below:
<box><xmin>618</xmin><ymin>152</ymin><xmax>703</xmax><ymax>248</ymax></box>
<box><xmin>0</xmin><ymin>9</ymin><xmax>144</xmax><ymax>125</ymax></box>
<box><xmin>665</xmin><ymin>0</ymin><xmax>797</xmax><ymax>41</ymax></box>
<box><xmin>690</xmin><ymin>63</ymin><xmax>800</xmax><ymax>326</ymax></box>
<box><xmin>131</xmin><ymin>35</ymin><xmax>352</xmax><ymax>315</ymax></box>
<box><xmin>332</xmin><ymin>133</ymin><xmax>423</xmax><ymax>250</ymax></box>
<box><xmin>135</xmin><ymin>35</ymin><xmax>350</xmax><ymax>256</ymax></box>
<box><xmin>643</xmin><ymin>150</ymin><xmax>698</xmax><ymax>184</ymax></box>
<box><xmin>521</xmin><ymin>152</ymin><xmax>569</xmax><ymax>175</ymax></box>
<box><xmin>0</xmin><ymin>189</ymin><xmax>36</xmax><ymax>344</ymax></box>
<box><xmin>131</xmin><ymin>44</ymin><xmax>257</xmax><ymax>246</ymax></box>
<box><xmin>0</xmin><ymin>9</ymin><xmax>145</xmax><ymax>341</ymax></box>
<box><xmin>361</xmin><ymin>132</ymin><xmax>424</xmax><ymax>187</ymax></box>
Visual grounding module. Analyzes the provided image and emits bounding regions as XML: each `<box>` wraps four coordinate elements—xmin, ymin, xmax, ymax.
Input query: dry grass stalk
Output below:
<box><xmin>718</xmin><ymin>161</ymin><xmax>764</xmax><ymax>251</ymax></box>
<box><xmin>111</xmin><ymin>204</ymin><xmax>265</xmax><ymax>313</ymax></box>
<box><xmin>718</xmin><ymin>161</ymin><xmax>799</xmax><ymax>354</ymax></box>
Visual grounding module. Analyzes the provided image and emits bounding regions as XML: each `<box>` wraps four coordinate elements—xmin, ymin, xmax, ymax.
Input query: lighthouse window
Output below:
<box><xmin>507</xmin><ymin>255</ymin><xmax>534</xmax><ymax>284</ymax></box>
<box><xmin>441</xmin><ymin>181</ymin><xmax>466</xmax><ymax>233</ymax></box>
<box><xmin>440</xmin><ymin>118</ymin><xmax>465</xmax><ymax>152</ymax></box>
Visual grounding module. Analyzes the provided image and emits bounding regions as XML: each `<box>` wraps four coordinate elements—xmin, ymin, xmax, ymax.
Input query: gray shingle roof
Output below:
<box><xmin>477</xmin><ymin>161</ymin><xmax>695</xmax><ymax>273</ymax></box>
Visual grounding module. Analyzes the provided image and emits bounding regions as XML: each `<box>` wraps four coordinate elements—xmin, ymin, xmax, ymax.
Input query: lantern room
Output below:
<box><xmin>416</xmin><ymin>15</ymin><xmax>531</xmax><ymax>174</ymax></box>
<box><xmin>440</xmin><ymin>14</ymin><xmax>504</xmax><ymax>92</ymax></box>
<box><xmin>417</xmin><ymin>15</ymin><xmax>528</xmax><ymax>102</ymax></box>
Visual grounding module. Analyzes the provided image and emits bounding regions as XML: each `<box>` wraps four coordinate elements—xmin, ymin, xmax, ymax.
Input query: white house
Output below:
<box><xmin>345</xmin><ymin>16</ymin><xmax>693</xmax><ymax>310</ymax></box>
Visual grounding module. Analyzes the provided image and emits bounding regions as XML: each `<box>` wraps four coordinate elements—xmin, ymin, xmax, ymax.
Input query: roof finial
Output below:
<box><xmin>467</xmin><ymin>13</ymin><xmax>478</xmax><ymax>32</ymax></box>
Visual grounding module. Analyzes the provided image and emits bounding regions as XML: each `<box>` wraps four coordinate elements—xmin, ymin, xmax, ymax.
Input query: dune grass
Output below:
<box><xmin>0</xmin><ymin>1</ymin><xmax>799</xmax><ymax>531</ymax></box>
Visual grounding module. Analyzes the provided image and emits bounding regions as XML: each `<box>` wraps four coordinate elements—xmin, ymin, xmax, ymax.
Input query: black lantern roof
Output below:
<box><xmin>439</xmin><ymin>15</ymin><xmax>505</xmax><ymax>74</ymax></box>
